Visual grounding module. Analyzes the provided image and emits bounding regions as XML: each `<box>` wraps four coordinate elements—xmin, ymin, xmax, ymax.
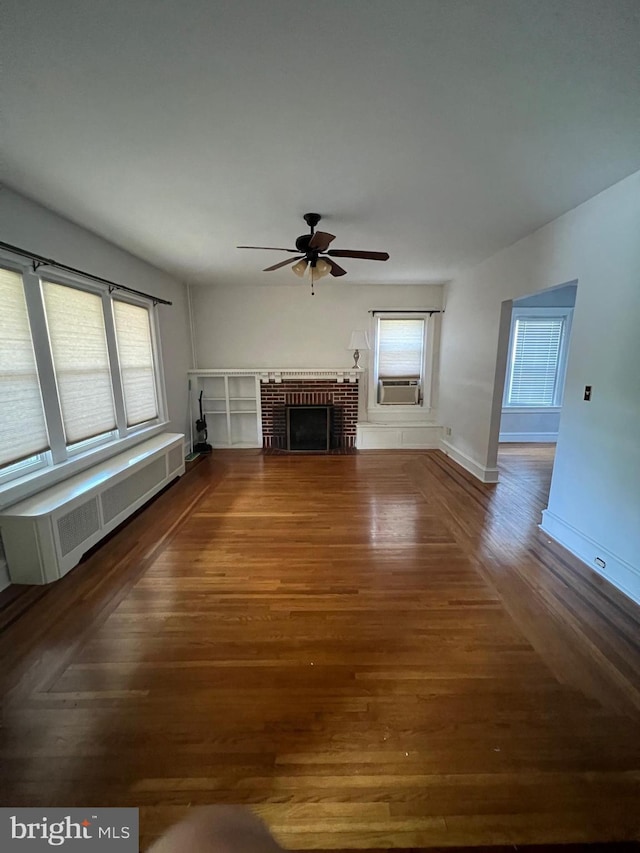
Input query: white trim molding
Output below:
<box><xmin>188</xmin><ymin>368</ymin><xmax>362</xmax><ymax>384</ymax></box>
<box><xmin>440</xmin><ymin>439</ymin><xmax>499</xmax><ymax>483</ymax></box>
<box><xmin>540</xmin><ymin>510</ymin><xmax>640</xmax><ymax>605</ymax></box>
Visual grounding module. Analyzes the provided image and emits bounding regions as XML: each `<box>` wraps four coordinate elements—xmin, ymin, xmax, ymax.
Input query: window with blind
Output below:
<box><xmin>0</xmin><ymin>261</ymin><xmax>164</xmax><ymax>488</ymax></box>
<box><xmin>504</xmin><ymin>312</ymin><xmax>569</xmax><ymax>407</ymax></box>
<box><xmin>377</xmin><ymin>318</ymin><xmax>425</xmax><ymax>378</ymax></box>
<box><xmin>113</xmin><ymin>300</ymin><xmax>158</xmax><ymax>426</ymax></box>
<box><xmin>43</xmin><ymin>282</ymin><xmax>117</xmax><ymax>444</ymax></box>
<box><xmin>0</xmin><ymin>268</ymin><xmax>49</xmax><ymax>470</ymax></box>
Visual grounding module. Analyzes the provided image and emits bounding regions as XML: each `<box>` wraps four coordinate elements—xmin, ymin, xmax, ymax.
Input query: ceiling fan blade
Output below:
<box><xmin>328</xmin><ymin>250</ymin><xmax>390</xmax><ymax>261</ymax></box>
<box><xmin>237</xmin><ymin>246</ymin><xmax>299</xmax><ymax>252</ymax></box>
<box><xmin>263</xmin><ymin>256</ymin><xmax>304</xmax><ymax>272</ymax></box>
<box><xmin>326</xmin><ymin>258</ymin><xmax>347</xmax><ymax>277</ymax></box>
<box><xmin>308</xmin><ymin>231</ymin><xmax>336</xmax><ymax>252</ymax></box>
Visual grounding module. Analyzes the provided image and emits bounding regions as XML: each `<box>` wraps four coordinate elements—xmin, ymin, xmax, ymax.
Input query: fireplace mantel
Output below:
<box><xmin>188</xmin><ymin>368</ymin><xmax>363</xmax><ymax>384</ymax></box>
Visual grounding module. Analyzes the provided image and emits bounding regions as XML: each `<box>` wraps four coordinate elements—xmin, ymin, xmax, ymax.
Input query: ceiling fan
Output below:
<box><xmin>237</xmin><ymin>213</ymin><xmax>389</xmax><ymax>293</ymax></box>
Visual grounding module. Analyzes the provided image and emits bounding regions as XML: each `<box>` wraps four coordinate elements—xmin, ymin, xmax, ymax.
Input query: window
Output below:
<box><xmin>43</xmin><ymin>282</ymin><xmax>117</xmax><ymax>444</ymax></box>
<box><xmin>372</xmin><ymin>314</ymin><xmax>433</xmax><ymax>407</ymax></box>
<box><xmin>0</xmin><ymin>268</ymin><xmax>49</xmax><ymax>470</ymax></box>
<box><xmin>0</xmin><ymin>260</ymin><xmax>164</xmax><ymax>490</ymax></box>
<box><xmin>377</xmin><ymin>318</ymin><xmax>425</xmax><ymax>378</ymax></box>
<box><xmin>504</xmin><ymin>309</ymin><xmax>571</xmax><ymax>408</ymax></box>
<box><xmin>113</xmin><ymin>300</ymin><xmax>158</xmax><ymax>426</ymax></box>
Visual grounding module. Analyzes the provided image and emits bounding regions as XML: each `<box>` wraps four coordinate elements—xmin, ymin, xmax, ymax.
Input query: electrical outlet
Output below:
<box><xmin>584</xmin><ymin>385</ymin><xmax>592</xmax><ymax>401</ymax></box>
<box><xmin>444</xmin><ymin>426</ymin><xmax>452</xmax><ymax>436</ymax></box>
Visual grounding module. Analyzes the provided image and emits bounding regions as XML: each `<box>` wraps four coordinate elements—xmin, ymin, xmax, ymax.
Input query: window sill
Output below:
<box><xmin>502</xmin><ymin>406</ymin><xmax>562</xmax><ymax>414</ymax></box>
<box><xmin>0</xmin><ymin>422</ymin><xmax>170</xmax><ymax>512</ymax></box>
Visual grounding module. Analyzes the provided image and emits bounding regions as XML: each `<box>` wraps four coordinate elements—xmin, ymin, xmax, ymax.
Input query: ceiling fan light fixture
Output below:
<box><xmin>292</xmin><ymin>259</ymin><xmax>308</xmax><ymax>277</ymax></box>
<box><xmin>314</xmin><ymin>258</ymin><xmax>332</xmax><ymax>280</ymax></box>
<box><xmin>238</xmin><ymin>213</ymin><xmax>389</xmax><ymax>291</ymax></box>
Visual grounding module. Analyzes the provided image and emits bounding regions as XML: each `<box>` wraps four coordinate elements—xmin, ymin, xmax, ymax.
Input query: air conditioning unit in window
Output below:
<box><xmin>378</xmin><ymin>378</ymin><xmax>420</xmax><ymax>405</ymax></box>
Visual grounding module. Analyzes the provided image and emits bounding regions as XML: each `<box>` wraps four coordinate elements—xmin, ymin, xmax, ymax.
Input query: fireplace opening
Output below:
<box><xmin>286</xmin><ymin>405</ymin><xmax>331</xmax><ymax>451</ymax></box>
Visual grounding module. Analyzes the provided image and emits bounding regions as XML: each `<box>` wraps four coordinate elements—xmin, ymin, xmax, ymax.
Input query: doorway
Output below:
<box><xmin>499</xmin><ymin>283</ymin><xmax>576</xmax><ymax>444</ymax></box>
<box><xmin>486</xmin><ymin>281</ymin><xmax>577</xmax><ymax>486</ymax></box>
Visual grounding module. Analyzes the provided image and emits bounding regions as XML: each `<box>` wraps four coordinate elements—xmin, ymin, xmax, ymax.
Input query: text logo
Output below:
<box><xmin>1</xmin><ymin>809</ymin><xmax>138</xmax><ymax>851</ymax></box>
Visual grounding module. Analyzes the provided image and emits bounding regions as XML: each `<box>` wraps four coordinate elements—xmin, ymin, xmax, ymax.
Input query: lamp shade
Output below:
<box><xmin>292</xmin><ymin>259</ymin><xmax>308</xmax><ymax>277</ymax></box>
<box><xmin>348</xmin><ymin>330</ymin><xmax>370</xmax><ymax>351</ymax></box>
<box><xmin>314</xmin><ymin>258</ymin><xmax>332</xmax><ymax>280</ymax></box>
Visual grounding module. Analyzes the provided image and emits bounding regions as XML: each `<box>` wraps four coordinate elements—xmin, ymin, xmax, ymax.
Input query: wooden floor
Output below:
<box><xmin>1</xmin><ymin>446</ymin><xmax>639</xmax><ymax>850</ymax></box>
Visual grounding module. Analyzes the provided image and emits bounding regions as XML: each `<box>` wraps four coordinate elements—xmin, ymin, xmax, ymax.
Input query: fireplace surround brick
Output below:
<box><xmin>261</xmin><ymin>380</ymin><xmax>358</xmax><ymax>449</ymax></box>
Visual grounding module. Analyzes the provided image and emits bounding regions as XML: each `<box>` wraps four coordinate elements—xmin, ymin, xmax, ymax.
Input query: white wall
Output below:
<box><xmin>191</xmin><ymin>280</ymin><xmax>444</xmax><ymax>420</ymax></box>
<box><xmin>192</xmin><ymin>280</ymin><xmax>442</xmax><ymax>366</ymax></box>
<box><xmin>499</xmin><ymin>408</ymin><xmax>562</xmax><ymax>443</ymax></box>
<box><xmin>439</xmin><ymin>170</ymin><xmax>640</xmax><ymax>602</ymax></box>
<box><xmin>0</xmin><ymin>186</ymin><xmax>193</xmax><ymax>590</ymax></box>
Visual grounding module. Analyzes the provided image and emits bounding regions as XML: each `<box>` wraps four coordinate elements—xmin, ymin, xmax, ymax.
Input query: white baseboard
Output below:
<box><xmin>439</xmin><ymin>439</ymin><xmax>499</xmax><ymax>483</ymax></box>
<box><xmin>540</xmin><ymin>510</ymin><xmax>640</xmax><ymax>605</ymax></box>
<box><xmin>499</xmin><ymin>432</ymin><xmax>558</xmax><ymax>443</ymax></box>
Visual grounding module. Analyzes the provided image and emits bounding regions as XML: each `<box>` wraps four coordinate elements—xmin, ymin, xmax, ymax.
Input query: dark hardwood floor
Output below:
<box><xmin>1</xmin><ymin>446</ymin><xmax>639</xmax><ymax>850</ymax></box>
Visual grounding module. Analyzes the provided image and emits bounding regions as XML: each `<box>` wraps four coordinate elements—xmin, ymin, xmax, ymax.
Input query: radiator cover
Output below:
<box><xmin>0</xmin><ymin>433</ymin><xmax>185</xmax><ymax>585</ymax></box>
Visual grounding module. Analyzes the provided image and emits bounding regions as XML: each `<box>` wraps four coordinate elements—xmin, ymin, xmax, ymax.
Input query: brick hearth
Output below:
<box><xmin>261</xmin><ymin>380</ymin><xmax>358</xmax><ymax>449</ymax></box>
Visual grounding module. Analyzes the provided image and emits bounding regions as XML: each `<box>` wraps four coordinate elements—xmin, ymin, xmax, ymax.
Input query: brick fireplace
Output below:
<box><xmin>261</xmin><ymin>379</ymin><xmax>359</xmax><ymax>449</ymax></box>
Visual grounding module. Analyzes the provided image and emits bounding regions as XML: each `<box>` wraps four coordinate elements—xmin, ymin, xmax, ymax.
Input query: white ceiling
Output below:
<box><xmin>1</xmin><ymin>0</ymin><xmax>639</xmax><ymax>286</ymax></box>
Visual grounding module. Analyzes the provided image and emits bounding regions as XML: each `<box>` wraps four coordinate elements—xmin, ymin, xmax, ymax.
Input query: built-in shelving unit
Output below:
<box><xmin>189</xmin><ymin>371</ymin><xmax>262</xmax><ymax>448</ymax></box>
<box><xmin>188</xmin><ymin>368</ymin><xmax>362</xmax><ymax>450</ymax></box>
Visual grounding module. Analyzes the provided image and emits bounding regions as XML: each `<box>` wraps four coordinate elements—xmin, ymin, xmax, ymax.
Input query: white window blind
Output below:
<box><xmin>0</xmin><ymin>268</ymin><xmax>49</xmax><ymax>468</ymax></box>
<box><xmin>43</xmin><ymin>282</ymin><xmax>116</xmax><ymax>444</ymax></box>
<box><xmin>113</xmin><ymin>300</ymin><xmax>158</xmax><ymax>426</ymax></box>
<box><xmin>378</xmin><ymin>318</ymin><xmax>425</xmax><ymax>377</ymax></box>
<box><xmin>506</xmin><ymin>316</ymin><xmax>565</xmax><ymax>406</ymax></box>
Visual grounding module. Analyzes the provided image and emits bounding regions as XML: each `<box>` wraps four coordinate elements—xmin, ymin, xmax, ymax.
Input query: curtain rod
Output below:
<box><xmin>368</xmin><ymin>309</ymin><xmax>442</xmax><ymax>315</ymax></box>
<box><xmin>0</xmin><ymin>240</ymin><xmax>172</xmax><ymax>306</ymax></box>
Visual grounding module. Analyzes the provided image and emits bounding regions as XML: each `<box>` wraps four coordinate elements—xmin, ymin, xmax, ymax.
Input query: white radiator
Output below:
<box><xmin>378</xmin><ymin>378</ymin><xmax>420</xmax><ymax>405</ymax></box>
<box><xmin>0</xmin><ymin>433</ymin><xmax>185</xmax><ymax>585</ymax></box>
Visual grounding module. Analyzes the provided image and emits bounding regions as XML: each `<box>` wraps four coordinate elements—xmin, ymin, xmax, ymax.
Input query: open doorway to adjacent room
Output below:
<box><xmin>486</xmin><ymin>280</ymin><xmax>578</xmax><ymax>503</ymax></box>
<box><xmin>499</xmin><ymin>282</ymin><xmax>576</xmax><ymax>445</ymax></box>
